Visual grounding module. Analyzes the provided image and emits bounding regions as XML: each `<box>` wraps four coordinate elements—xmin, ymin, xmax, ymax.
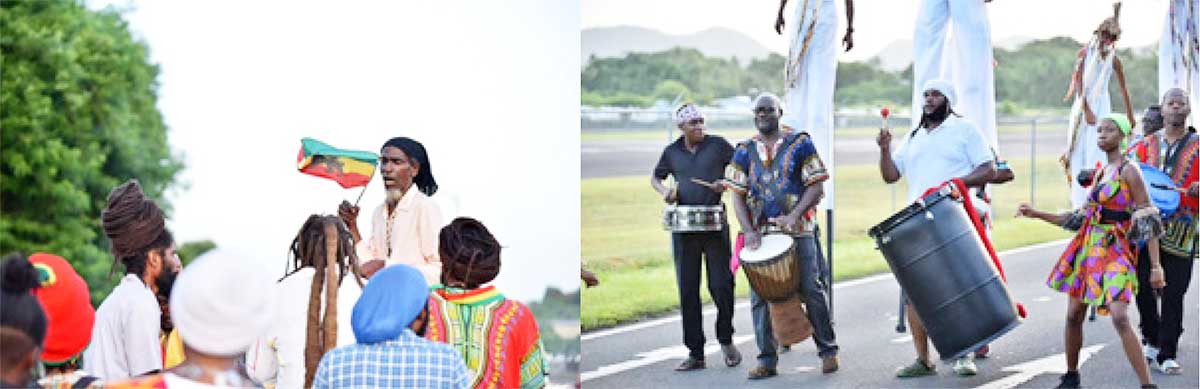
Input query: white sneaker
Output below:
<box><xmin>1137</xmin><ymin>343</ymin><xmax>1156</xmax><ymax>362</ymax></box>
<box><xmin>1159</xmin><ymin>359</ymin><xmax>1182</xmax><ymax>375</ymax></box>
<box><xmin>953</xmin><ymin>354</ymin><xmax>977</xmax><ymax>376</ymax></box>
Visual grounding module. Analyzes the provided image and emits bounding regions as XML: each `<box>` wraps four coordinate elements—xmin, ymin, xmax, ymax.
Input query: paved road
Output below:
<box><xmin>582</xmin><ymin>130</ymin><xmax>1068</xmax><ymax>178</ymax></box>
<box><xmin>580</xmin><ymin>241</ymin><xmax>1200</xmax><ymax>388</ymax></box>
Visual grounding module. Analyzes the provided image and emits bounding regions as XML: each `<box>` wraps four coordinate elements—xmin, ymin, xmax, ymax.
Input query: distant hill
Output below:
<box><xmin>582</xmin><ymin>26</ymin><xmax>774</xmax><ymax>65</ymax></box>
<box><xmin>872</xmin><ymin>39</ymin><xmax>913</xmax><ymax>72</ymax></box>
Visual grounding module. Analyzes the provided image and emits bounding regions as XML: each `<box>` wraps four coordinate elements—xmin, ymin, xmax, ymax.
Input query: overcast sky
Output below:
<box><xmin>87</xmin><ymin>0</ymin><xmax>581</xmax><ymax>302</ymax></box>
<box><xmin>583</xmin><ymin>0</ymin><xmax>1172</xmax><ymax>61</ymax></box>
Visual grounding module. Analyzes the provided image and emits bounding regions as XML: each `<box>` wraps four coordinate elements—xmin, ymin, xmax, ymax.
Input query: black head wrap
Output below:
<box><xmin>381</xmin><ymin>137</ymin><xmax>438</xmax><ymax>196</ymax></box>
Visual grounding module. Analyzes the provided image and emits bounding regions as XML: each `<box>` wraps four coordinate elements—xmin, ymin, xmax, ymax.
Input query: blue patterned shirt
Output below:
<box><xmin>726</xmin><ymin>130</ymin><xmax>829</xmax><ymax>235</ymax></box>
<box><xmin>313</xmin><ymin>329</ymin><xmax>471</xmax><ymax>389</ymax></box>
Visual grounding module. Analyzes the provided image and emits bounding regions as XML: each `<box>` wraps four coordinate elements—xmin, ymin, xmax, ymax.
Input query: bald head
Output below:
<box><xmin>1162</xmin><ymin>88</ymin><xmax>1191</xmax><ymax>129</ymax></box>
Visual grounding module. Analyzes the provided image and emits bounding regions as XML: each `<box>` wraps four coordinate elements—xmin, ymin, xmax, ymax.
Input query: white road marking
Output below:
<box><xmin>974</xmin><ymin>344</ymin><xmax>1106</xmax><ymax>389</ymax></box>
<box><xmin>580</xmin><ymin>335</ymin><xmax>754</xmax><ymax>382</ymax></box>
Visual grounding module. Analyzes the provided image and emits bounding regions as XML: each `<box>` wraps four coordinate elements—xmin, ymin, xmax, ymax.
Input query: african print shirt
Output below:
<box><xmin>426</xmin><ymin>285</ymin><xmax>548</xmax><ymax>389</ymax></box>
<box><xmin>726</xmin><ymin>130</ymin><xmax>829</xmax><ymax>236</ymax></box>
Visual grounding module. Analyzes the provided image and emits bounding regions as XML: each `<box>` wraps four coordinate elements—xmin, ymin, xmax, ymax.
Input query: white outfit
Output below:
<box><xmin>1066</xmin><ymin>42</ymin><xmax>1115</xmax><ymax>209</ymax></box>
<box><xmin>912</xmin><ymin>0</ymin><xmax>998</xmax><ymax>153</ymax></box>
<box><xmin>891</xmin><ymin>115</ymin><xmax>995</xmax><ymax>203</ymax></box>
<box><xmin>83</xmin><ymin>274</ymin><xmax>163</xmax><ymax>381</ymax></box>
<box><xmin>1159</xmin><ymin>0</ymin><xmax>1200</xmax><ymax>117</ymax></box>
<box><xmin>355</xmin><ymin>188</ymin><xmax>444</xmax><ymax>284</ymax></box>
<box><xmin>783</xmin><ymin>0</ymin><xmax>838</xmax><ymax>208</ymax></box>
<box><xmin>246</xmin><ymin>268</ymin><xmax>362</xmax><ymax>389</ymax></box>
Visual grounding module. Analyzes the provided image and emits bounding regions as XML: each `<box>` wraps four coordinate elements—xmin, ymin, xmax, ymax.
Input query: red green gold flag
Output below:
<box><xmin>297</xmin><ymin>138</ymin><xmax>378</xmax><ymax>188</ymax></box>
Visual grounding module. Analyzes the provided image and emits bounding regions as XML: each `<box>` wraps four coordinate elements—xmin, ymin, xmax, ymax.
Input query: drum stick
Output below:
<box><xmin>896</xmin><ymin>293</ymin><xmax>907</xmax><ymax>333</ymax></box>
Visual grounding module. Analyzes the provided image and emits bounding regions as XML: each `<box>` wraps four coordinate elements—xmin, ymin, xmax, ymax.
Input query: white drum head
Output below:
<box><xmin>739</xmin><ymin>234</ymin><xmax>792</xmax><ymax>263</ymax></box>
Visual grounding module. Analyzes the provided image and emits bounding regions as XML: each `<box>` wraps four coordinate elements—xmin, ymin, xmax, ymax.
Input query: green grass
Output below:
<box><xmin>581</xmin><ymin>156</ymin><xmax>1075</xmax><ymax>330</ymax></box>
<box><xmin>581</xmin><ymin>124</ymin><xmax>1042</xmax><ymax>142</ymax></box>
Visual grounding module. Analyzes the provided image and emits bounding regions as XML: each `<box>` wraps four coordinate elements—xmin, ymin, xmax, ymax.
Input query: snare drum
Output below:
<box><xmin>662</xmin><ymin>205</ymin><xmax>726</xmax><ymax>232</ymax></box>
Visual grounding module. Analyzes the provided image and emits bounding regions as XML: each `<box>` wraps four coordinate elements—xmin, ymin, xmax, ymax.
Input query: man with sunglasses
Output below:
<box><xmin>650</xmin><ymin>103</ymin><xmax>742</xmax><ymax>371</ymax></box>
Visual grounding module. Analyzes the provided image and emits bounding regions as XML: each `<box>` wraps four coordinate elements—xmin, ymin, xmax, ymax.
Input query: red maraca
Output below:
<box><xmin>880</xmin><ymin>107</ymin><xmax>890</xmax><ymax>129</ymax></box>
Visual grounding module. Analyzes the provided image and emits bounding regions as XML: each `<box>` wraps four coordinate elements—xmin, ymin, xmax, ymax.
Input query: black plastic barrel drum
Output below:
<box><xmin>868</xmin><ymin>187</ymin><xmax>1021</xmax><ymax>360</ymax></box>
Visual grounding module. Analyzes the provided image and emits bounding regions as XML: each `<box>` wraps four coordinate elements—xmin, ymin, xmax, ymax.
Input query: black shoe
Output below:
<box><xmin>675</xmin><ymin>357</ymin><xmax>705</xmax><ymax>371</ymax></box>
<box><xmin>1055</xmin><ymin>371</ymin><xmax>1081</xmax><ymax>389</ymax></box>
<box><xmin>747</xmin><ymin>365</ymin><xmax>777</xmax><ymax>380</ymax></box>
<box><xmin>721</xmin><ymin>344</ymin><xmax>742</xmax><ymax>367</ymax></box>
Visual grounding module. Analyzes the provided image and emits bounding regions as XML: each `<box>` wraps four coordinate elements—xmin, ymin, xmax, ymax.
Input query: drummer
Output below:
<box><xmin>725</xmin><ymin>93</ymin><xmax>839</xmax><ymax>379</ymax></box>
<box><xmin>651</xmin><ymin>103</ymin><xmax>742</xmax><ymax>371</ymax></box>
<box><xmin>877</xmin><ymin>79</ymin><xmax>996</xmax><ymax>377</ymax></box>
<box><xmin>1127</xmin><ymin>88</ymin><xmax>1199</xmax><ymax>375</ymax></box>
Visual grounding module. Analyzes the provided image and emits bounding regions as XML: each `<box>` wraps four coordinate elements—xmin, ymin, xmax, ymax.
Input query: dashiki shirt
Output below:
<box><xmin>725</xmin><ymin>130</ymin><xmax>830</xmax><ymax>235</ymax></box>
<box><xmin>426</xmin><ymin>285</ymin><xmax>547</xmax><ymax>389</ymax></box>
<box><xmin>1128</xmin><ymin>131</ymin><xmax>1199</xmax><ymax>257</ymax></box>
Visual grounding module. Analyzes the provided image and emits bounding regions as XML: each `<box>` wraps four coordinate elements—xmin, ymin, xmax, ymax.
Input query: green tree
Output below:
<box><xmin>652</xmin><ymin>79</ymin><xmax>692</xmax><ymax>102</ymax></box>
<box><xmin>177</xmin><ymin>240</ymin><xmax>216</xmax><ymax>267</ymax></box>
<box><xmin>1</xmin><ymin>0</ymin><xmax>183</xmax><ymax>305</ymax></box>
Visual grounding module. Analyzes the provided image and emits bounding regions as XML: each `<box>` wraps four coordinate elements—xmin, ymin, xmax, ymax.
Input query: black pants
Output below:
<box><xmin>672</xmin><ymin>229</ymin><xmax>736</xmax><ymax>359</ymax></box>
<box><xmin>1135</xmin><ymin>245</ymin><xmax>1196</xmax><ymax>363</ymax></box>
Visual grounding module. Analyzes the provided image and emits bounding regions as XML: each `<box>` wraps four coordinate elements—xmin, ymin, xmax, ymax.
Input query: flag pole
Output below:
<box><xmin>353</xmin><ymin>166</ymin><xmax>376</xmax><ymax>208</ymax></box>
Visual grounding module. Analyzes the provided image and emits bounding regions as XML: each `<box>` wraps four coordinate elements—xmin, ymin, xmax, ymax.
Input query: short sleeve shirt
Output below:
<box><xmin>891</xmin><ymin>116</ymin><xmax>994</xmax><ymax>202</ymax></box>
<box><xmin>654</xmin><ymin>135</ymin><xmax>735</xmax><ymax>206</ymax></box>
<box><xmin>726</xmin><ymin>131</ymin><xmax>829</xmax><ymax>234</ymax></box>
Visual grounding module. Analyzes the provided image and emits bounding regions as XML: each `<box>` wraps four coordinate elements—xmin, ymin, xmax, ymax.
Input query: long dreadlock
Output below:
<box><xmin>280</xmin><ymin>215</ymin><xmax>364</xmax><ymax>388</ymax></box>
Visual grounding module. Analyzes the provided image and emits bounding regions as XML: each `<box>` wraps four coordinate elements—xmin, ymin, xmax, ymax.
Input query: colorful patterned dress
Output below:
<box><xmin>426</xmin><ymin>285</ymin><xmax>547</xmax><ymax>389</ymax></box>
<box><xmin>1047</xmin><ymin>163</ymin><xmax>1140</xmax><ymax>309</ymax></box>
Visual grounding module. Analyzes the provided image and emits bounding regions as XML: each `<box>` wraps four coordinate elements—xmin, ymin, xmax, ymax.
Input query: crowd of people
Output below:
<box><xmin>1</xmin><ymin>137</ymin><xmax>549</xmax><ymax>388</ymax></box>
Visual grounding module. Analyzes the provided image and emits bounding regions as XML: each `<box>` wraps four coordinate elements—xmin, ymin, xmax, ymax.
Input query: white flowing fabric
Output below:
<box><xmin>1066</xmin><ymin>41</ymin><xmax>1114</xmax><ymax>209</ymax></box>
<box><xmin>1159</xmin><ymin>0</ymin><xmax>1200</xmax><ymax>116</ymax></box>
<box><xmin>783</xmin><ymin>0</ymin><xmax>838</xmax><ymax>209</ymax></box>
<box><xmin>911</xmin><ymin>0</ymin><xmax>998</xmax><ymax>154</ymax></box>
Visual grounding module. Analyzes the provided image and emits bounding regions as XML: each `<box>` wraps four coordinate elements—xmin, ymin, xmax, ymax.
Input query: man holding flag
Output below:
<box><xmin>298</xmin><ymin>136</ymin><xmax>444</xmax><ymax>283</ymax></box>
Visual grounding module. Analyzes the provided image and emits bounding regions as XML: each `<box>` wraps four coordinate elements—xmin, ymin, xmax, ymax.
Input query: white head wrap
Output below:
<box><xmin>170</xmin><ymin>249</ymin><xmax>276</xmax><ymax>356</ymax></box>
<box><xmin>922</xmin><ymin>79</ymin><xmax>956</xmax><ymax>109</ymax></box>
<box><xmin>674</xmin><ymin>104</ymin><xmax>704</xmax><ymax>126</ymax></box>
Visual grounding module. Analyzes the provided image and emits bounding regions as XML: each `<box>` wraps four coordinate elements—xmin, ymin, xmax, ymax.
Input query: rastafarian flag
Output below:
<box><xmin>297</xmin><ymin>138</ymin><xmax>378</xmax><ymax>188</ymax></box>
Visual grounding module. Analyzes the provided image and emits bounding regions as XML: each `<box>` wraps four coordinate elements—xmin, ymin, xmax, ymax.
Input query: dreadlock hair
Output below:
<box><xmin>915</xmin><ymin>99</ymin><xmax>960</xmax><ymax>134</ymax></box>
<box><xmin>1</xmin><ymin>254</ymin><xmax>47</xmax><ymax>347</ymax></box>
<box><xmin>439</xmin><ymin>217</ymin><xmax>502</xmax><ymax>290</ymax></box>
<box><xmin>281</xmin><ymin>215</ymin><xmax>364</xmax><ymax>388</ymax></box>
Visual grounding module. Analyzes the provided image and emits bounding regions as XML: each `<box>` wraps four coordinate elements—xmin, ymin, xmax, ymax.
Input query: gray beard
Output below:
<box><xmin>386</xmin><ymin>188</ymin><xmax>405</xmax><ymax>205</ymax></box>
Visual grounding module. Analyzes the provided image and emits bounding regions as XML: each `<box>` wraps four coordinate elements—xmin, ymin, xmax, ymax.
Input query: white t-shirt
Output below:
<box><xmin>245</xmin><ymin>267</ymin><xmax>362</xmax><ymax>389</ymax></box>
<box><xmin>83</xmin><ymin>274</ymin><xmax>164</xmax><ymax>380</ymax></box>
<box><xmin>892</xmin><ymin>115</ymin><xmax>994</xmax><ymax>202</ymax></box>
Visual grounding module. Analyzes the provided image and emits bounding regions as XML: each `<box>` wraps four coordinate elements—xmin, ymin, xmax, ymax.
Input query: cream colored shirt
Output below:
<box><xmin>355</xmin><ymin>188</ymin><xmax>444</xmax><ymax>284</ymax></box>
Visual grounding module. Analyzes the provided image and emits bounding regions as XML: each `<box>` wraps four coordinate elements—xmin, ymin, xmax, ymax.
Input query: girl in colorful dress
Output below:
<box><xmin>426</xmin><ymin>217</ymin><xmax>548</xmax><ymax>389</ymax></box>
<box><xmin>1018</xmin><ymin>113</ymin><xmax>1166</xmax><ymax>389</ymax></box>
